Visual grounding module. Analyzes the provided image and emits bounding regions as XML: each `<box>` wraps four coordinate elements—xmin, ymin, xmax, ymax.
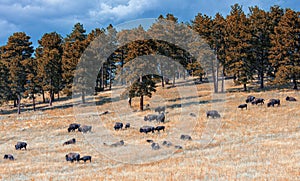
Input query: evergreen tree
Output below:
<box><xmin>36</xmin><ymin>32</ymin><xmax>63</xmax><ymax>106</ymax></box>
<box><xmin>62</xmin><ymin>23</ymin><xmax>87</xmax><ymax>96</ymax></box>
<box><xmin>269</xmin><ymin>9</ymin><xmax>300</xmax><ymax>89</ymax></box>
<box><xmin>1</xmin><ymin>32</ymin><xmax>34</xmax><ymax>114</ymax></box>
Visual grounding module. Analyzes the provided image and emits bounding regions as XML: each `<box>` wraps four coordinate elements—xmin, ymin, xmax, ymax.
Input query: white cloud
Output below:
<box><xmin>89</xmin><ymin>0</ymin><xmax>159</xmax><ymax>22</ymax></box>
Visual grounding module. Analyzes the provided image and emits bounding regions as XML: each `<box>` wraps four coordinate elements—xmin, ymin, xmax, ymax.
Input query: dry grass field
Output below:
<box><xmin>0</xmin><ymin>77</ymin><xmax>300</xmax><ymax>180</ymax></box>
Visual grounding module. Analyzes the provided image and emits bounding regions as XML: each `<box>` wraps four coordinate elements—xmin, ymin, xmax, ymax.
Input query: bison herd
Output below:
<box><xmin>237</xmin><ymin>95</ymin><xmax>296</xmax><ymax>110</ymax></box>
<box><xmin>3</xmin><ymin>95</ymin><xmax>297</xmax><ymax>163</ymax></box>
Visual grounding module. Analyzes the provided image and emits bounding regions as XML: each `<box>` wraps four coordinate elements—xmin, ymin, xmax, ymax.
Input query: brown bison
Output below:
<box><xmin>206</xmin><ymin>110</ymin><xmax>221</xmax><ymax>118</ymax></box>
<box><xmin>267</xmin><ymin>99</ymin><xmax>280</xmax><ymax>107</ymax></box>
<box><xmin>68</xmin><ymin>123</ymin><xmax>81</xmax><ymax>132</ymax></box>
<box><xmin>286</xmin><ymin>96</ymin><xmax>297</xmax><ymax>101</ymax></box>
<box><xmin>238</xmin><ymin>104</ymin><xmax>247</xmax><ymax>110</ymax></box>
<box><xmin>180</xmin><ymin>135</ymin><xmax>192</xmax><ymax>140</ymax></box>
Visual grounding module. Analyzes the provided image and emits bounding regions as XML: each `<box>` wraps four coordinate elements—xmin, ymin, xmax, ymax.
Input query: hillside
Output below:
<box><xmin>0</xmin><ymin>78</ymin><xmax>299</xmax><ymax>180</ymax></box>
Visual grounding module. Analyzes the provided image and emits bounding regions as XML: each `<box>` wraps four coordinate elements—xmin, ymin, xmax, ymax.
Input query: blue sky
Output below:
<box><xmin>0</xmin><ymin>0</ymin><xmax>299</xmax><ymax>47</ymax></box>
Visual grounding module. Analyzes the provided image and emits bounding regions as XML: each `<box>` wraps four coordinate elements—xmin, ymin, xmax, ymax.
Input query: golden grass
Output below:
<box><xmin>0</xmin><ymin>78</ymin><xmax>300</xmax><ymax>180</ymax></box>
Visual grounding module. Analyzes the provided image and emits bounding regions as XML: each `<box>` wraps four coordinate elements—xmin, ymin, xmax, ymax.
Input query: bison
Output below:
<box><xmin>63</xmin><ymin>138</ymin><xmax>76</xmax><ymax>146</ymax></box>
<box><xmin>146</xmin><ymin>139</ymin><xmax>154</xmax><ymax>143</ymax></box>
<box><xmin>114</xmin><ymin>122</ymin><xmax>123</xmax><ymax>130</ymax></box>
<box><xmin>155</xmin><ymin>126</ymin><xmax>165</xmax><ymax>132</ymax></box>
<box><xmin>139</xmin><ymin>126</ymin><xmax>155</xmax><ymax>134</ymax></box>
<box><xmin>251</xmin><ymin>98</ymin><xmax>264</xmax><ymax>105</ymax></box>
<box><xmin>68</xmin><ymin>123</ymin><xmax>81</xmax><ymax>132</ymax></box>
<box><xmin>156</xmin><ymin>112</ymin><xmax>165</xmax><ymax>123</ymax></box>
<box><xmin>151</xmin><ymin>143</ymin><xmax>160</xmax><ymax>150</ymax></box>
<box><xmin>154</xmin><ymin>106</ymin><xmax>165</xmax><ymax>113</ymax></box>
<box><xmin>78</xmin><ymin>125</ymin><xmax>92</xmax><ymax>133</ymax></box>
<box><xmin>246</xmin><ymin>96</ymin><xmax>255</xmax><ymax>103</ymax></box>
<box><xmin>15</xmin><ymin>142</ymin><xmax>27</xmax><ymax>150</ymax></box>
<box><xmin>162</xmin><ymin>141</ymin><xmax>172</xmax><ymax>147</ymax></box>
<box><xmin>175</xmin><ymin>145</ymin><xmax>183</xmax><ymax>149</ymax></box>
<box><xmin>286</xmin><ymin>96</ymin><xmax>297</xmax><ymax>101</ymax></box>
<box><xmin>238</xmin><ymin>104</ymin><xmax>247</xmax><ymax>110</ymax></box>
<box><xmin>206</xmin><ymin>110</ymin><xmax>221</xmax><ymax>118</ymax></box>
<box><xmin>66</xmin><ymin>153</ymin><xmax>80</xmax><ymax>162</ymax></box>
<box><xmin>125</xmin><ymin>123</ymin><xmax>130</xmax><ymax>129</ymax></box>
<box><xmin>180</xmin><ymin>135</ymin><xmax>192</xmax><ymax>140</ymax></box>
<box><xmin>79</xmin><ymin>156</ymin><xmax>92</xmax><ymax>163</ymax></box>
<box><xmin>267</xmin><ymin>99</ymin><xmax>280</xmax><ymax>107</ymax></box>
<box><xmin>3</xmin><ymin>154</ymin><xmax>14</xmax><ymax>160</ymax></box>
<box><xmin>144</xmin><ymin>114</ymin><xmax>157</xmax><ymax>122</ymax></box>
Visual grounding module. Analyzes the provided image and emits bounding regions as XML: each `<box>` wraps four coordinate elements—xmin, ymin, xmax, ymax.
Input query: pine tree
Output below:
<box><xmin>225</xmin><ymin>4</ymin><xmax>252</xmax><ymax>91</ymax></box>
<box><xmin>269</xmin><ymin>9</ymin><xmax>300</xmax><ymax>89</ymax></box>
<box><xmin>248</xmin><ymin>6</ymin><xmax>272</xmax><ymax>89</ymax></box>
<box><xmin>36</xmin><ymin>32</ymin><xmax>63</xmax><ymax>106</ymax></box>
<box><xmin>0</xmin><ymin>46</ymin><xmax>10</xmax><ymax>104</ymax></box>
<box><xmin>1</xmin><ymin>32</ymin><xmax>34</xmax><ymax>114</ymax></box>
<box><xmin>62</xmin><ymin>23</ymin><xmax>87</xmax><ymax>96</ymax></box>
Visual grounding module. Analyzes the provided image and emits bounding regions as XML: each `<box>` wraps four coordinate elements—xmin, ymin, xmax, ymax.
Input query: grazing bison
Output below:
<box><xmin>286</xmin><ymin>96</ymin><xmax>297</xmax><ymax>101</ymax></box>
<box><xmin>3</xmin><ymin>154</ymin><xmax>14</xmax><ymax>160</ymax></box>
<box><xmin>139</xmin><ymin>126</ymin><xmax>155</xmax><ymax>134</ymax></box>
<box><xmin>154</xmin><ymin>106</ymin><xmax>165</xmax><ymax>113</ymax></box>
<box><xmin>180</xmin><ymin>135</ymin><xmax>192</xmax><ymax>140</ymax></box>
<box><xmin>15</xmin><ymin>142</ymin><xmax>27</xmax><ymax>150</ymax></box>
<box><xmin>63</xmin><ymin>138</ymin><xmax>76</xmax><ymax>146</ymax></box>
<box><xmin>125</xmin><ymin>123</ymin><xmax>130</xmax><ymax>129</ymax></box>
<box><xmin>78</xmin><ymin>125</ymin><xmax>92</xmax><ymax>133</ymax></box>
<box><xmin>144</xmin><ymin>114</ymin><xmax>157</xmax><ymax>122</ymax></box>
<box><xmin>114</xmin><ymin>122</ymin><xmax>123</xmax><ymax>130</ymax></box>
<box><xmin>68</xmin><ymin>123</ymin><xmax>81</xmax><ymax>132</ymax></box>
<box><xmin>79</xmin><ymin>156</ymin><xmax>92</xmax><ymax>163</ymax></box>
<box><xmin>162</xmin><ymin>141</ymin><xmax>172</xmax><ymax>147</ymax></box>
<box><xmin>246</xmin><ymin>96</ymin><xmax>255</xmax><ymax>103</ymax></box>
<box><xmin>206</xmin><ymin>110</ymin><xmax>221</xmax><ymax>118</ymax></box>
<box><xmin>151</xmin><ymin>143</ymin><xmax>160</xmax><ymax>150</ymax></box>
<box><xmin>156</xmin><ymin>112</ymin><xmax>165</xmax><ymax>123</ymax></box>
<box><xmin>238</xmin><ymin>104</ymin><xmax>247</xmax><ymax>110</ymax></box>
<box><xmin>155</xmin><ymin>126</ymin><xmax>165</xmax><ymax>132</ymax></box>
<box><xmin>146</xmin><ymin>139</ymin><xmax>154</xmax><ymax>143</ymax></box>
<box><xmin>251</xmin><ymin>98</ymin><xmax>264</xmax><ymax>105</ymax></box>
<box><xmin>66</xmin><ymin>153</ymin><xmax>80</xmax><ymax>162</ymax></box>
<box><xmin>267</xmin><ymin>99</ymin><xmax>280</xmax><ymax>107</ymax></box>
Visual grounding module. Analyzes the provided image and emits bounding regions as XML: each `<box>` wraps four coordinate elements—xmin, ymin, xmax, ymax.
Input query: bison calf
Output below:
<box><xmin>66</xmin><ymin>153</ymin><xmax>80</xmax><ymax>162</ymax></box>
<box><xmin>15</xmin><ymin>142</ymin><xmax>27</xmax><ymax>150</ymax></box>
<box><xmin>238</xmin><ymin>104</ymin><xmax>247</xmax><ymax>110</ymax></box>
<box><xmin>3</xmin><ymin>154</ymin><xmax>14</xmax><ymax>160</ymax></box>
<box><xmin>79</xmin><ymin>156</ymin><xmax>92</xmax><ymax>163</ymax></box>
<box><xmin>63</xmin><ymin>138</ymin><xmax>76</xmax><ymax>146</ymax></box>
<box><xmin>125</xmin><ymin>123</ymin><xmax>130</xmax><ymax>129</ymax></box>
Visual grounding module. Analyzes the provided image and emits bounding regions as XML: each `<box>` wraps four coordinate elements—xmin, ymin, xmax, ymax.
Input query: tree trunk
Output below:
<box><xmin>51</xmin><ymin>92</ymin><xmax>55</xmax><ymax>102</ymax></box>
<box><xmin>101</xmin><ymin>66</ymin><xmax>104</xmax><ymax>90</ymax></box>
<box><xmin>172</xmin><ymin>74</ymin><xmax>176</xmax><ymax>86</ymax></box>
<box><xmin>82</xmin><ymin>90</ymin><xmax>85</xmax><ymax>104</ymax></box>
<box><xmin>14</xmin><ymin>99</ymin><xmax>17</xmax><ymax>107</ymax></box>
<box><xmin>140</xmin><ymin>95</ymin><xmax>143</xmax><ymax>111</ymax></box>
<box><xmin>42</xmin><ymin>90</ymin><xmax>45</xmax><ymax>103</ymax></box>
<box><xmin>49</xmin><ymin>90</ymin><xmax>53</xmax><ymax>106</ymax></box>
<box><xmin>32</xmin><ymin>93</ymin><xmax>36</xmax><ymax>111</ymax></box>
<box><xmin>293</xmin><ymin>75</ymin><xmax>298</xmax><ymax>90</ymax></box>
<box><xmin>221</xmin><ymin>67</ymin><xmax>225</xmax><ymax>93</ymax></box>
<box><xmin>260</xmin><ymin>71</ymin><xmax>264</xmax><ymax>89</ymax></box>
<box><xmin>109</xmin><ymin>64</ymin><xmax>112</xmax><ymax>90</ymax></box>
<box><xmin>17</xmin><ymin>94</ymin><xmax>21</xmax><ymax>114</ymax></box>
<box><xmin>243</xmin><ymin>84</ymin><xmax>247</xmax><ymax>91</ymax></box>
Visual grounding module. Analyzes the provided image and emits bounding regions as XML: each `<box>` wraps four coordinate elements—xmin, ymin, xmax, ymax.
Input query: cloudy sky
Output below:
<box><xmin>0</xmin><ymin>0</ymin><xmax>299</xmax><ymax>47</ymax></box>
